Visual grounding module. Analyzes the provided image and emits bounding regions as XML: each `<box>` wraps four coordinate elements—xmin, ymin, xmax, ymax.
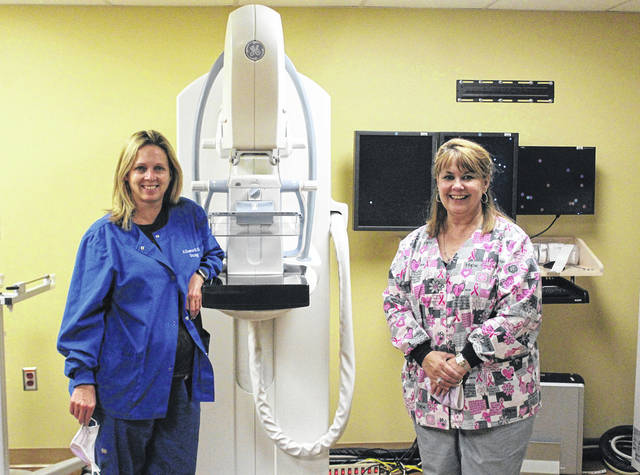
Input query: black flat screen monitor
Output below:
<box><xmin>517</xmin><ymin>146</ymin><xmax>595</xmax><ymax>215</ymax></box>
<box><xmin>354</xmin><ymin>131</ymin><xmax>437</xmax><ymax>231</ymax></box>
<box><xmin>438</xmin><ymin>132</ymin><xmax>519</xmax><ymax>220</ymax></box>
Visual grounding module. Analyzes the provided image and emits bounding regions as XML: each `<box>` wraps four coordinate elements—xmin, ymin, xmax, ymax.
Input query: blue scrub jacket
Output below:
<box><xmin>58</xmin><ymin>197</ymin><xmax>224</xmax><ymax>420</ymax></box>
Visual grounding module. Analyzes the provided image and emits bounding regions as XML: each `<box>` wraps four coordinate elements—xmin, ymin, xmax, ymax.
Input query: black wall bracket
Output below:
<box><xmin>457</xmin><ymin>80</ymin><xmax>554</xmax><ymax>103</ymax></box>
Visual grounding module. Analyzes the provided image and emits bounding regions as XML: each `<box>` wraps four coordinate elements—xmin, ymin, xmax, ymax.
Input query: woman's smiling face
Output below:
<box><xmin>125</xmin><ymin>144</ymin><xmax>171</xmax><ymax>209</ymax></box>
<box><xmin>436</xmin><ymin>157</ymin><xmax>488</xmax><ymax>220</ymax></box>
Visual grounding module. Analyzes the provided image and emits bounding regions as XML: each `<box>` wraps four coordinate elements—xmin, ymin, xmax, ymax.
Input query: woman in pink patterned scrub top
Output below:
<box><xmin>383</xmin><ymin>138</ymin><xmax>542</xmax><ymax>475</ymax></box>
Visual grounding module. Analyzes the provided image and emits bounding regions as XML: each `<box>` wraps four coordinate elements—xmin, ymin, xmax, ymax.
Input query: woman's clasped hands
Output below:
<box><xmin>421</xmin><ymin>351</ymin><xmax>468</xmax><ymax>398</ymax></box>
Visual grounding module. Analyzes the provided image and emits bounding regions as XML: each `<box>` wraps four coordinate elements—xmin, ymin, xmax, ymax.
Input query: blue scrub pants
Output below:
<box><xmin>415</xmin><ymin>417</ymin><xmax>535</xmax><ymax>475</ymax></box>
<box><xmin>93</xmin><ymin>378</ymin><xmax>201</xmax><ymax>475</ymax></box>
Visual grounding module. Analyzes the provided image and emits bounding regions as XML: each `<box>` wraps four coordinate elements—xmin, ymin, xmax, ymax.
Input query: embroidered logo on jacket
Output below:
<box><xmin>182</xmin><ymin>247</ymin><xmax>201</xmax><ymax>258</ymax></box>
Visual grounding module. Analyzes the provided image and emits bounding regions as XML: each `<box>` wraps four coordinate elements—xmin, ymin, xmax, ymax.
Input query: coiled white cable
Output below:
<box><xmin>246</xmin><ymin>208</ymin><xmax>355</xmax><ymax>457</ymax></box>
<box><xmin>610</xmin><ymin>435</ymin><xmax>633</xmax><ymax>461</ymax></box>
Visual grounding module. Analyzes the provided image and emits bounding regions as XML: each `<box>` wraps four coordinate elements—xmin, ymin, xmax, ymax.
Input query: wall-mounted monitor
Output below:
<box><xmin>353</xmin><ymin>131</ymin><xmax>437</xmax><ymax>231</ymax></box>
<box><xmin>438</xmin><ymin>132</ymin><xmax>519</xmax><ymax>220</ymax></box>
<box><xmin>517</xmin><ymin>146</ymin><xmax>596</xmax><ymax>215</ymax></box>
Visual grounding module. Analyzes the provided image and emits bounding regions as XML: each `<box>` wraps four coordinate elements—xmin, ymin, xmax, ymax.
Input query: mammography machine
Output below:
<box><xmin>177</xmin><ymin>5</ymin><xmax>355</xmax><ymax>474</ymax></box>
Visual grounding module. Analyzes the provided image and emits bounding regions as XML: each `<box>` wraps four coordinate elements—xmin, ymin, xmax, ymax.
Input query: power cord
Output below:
<box><xmin>530</xmin><ymin>214</ymin><xmax>561</xmax><ymax>239</ymax></box>
<box><xmin>330</xmin><ymin>440</ymin><xmax>422</xmax><ymax>473</ymax></box>
<box><xmin>361</xmin><ymin>457</ymin><xmax>421</xmax><ymax>474</ymax></box>
<box><xmin>599</xmin><ymin>425</ymin><xmax>639</xmax><ymax>474</ymax></box>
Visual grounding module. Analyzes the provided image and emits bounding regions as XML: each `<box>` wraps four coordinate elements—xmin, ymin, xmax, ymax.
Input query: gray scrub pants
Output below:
<box><xmin>415</xmin><ymin>417</ymin><xmax>535</xmax><ymax>475</ymax></box>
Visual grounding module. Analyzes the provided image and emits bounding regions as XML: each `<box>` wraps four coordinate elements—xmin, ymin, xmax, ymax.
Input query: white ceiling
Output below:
<box><xmin>3</xmin><ymin>0</ymin><xmax>640</xmax><ymax>11</ymax></box>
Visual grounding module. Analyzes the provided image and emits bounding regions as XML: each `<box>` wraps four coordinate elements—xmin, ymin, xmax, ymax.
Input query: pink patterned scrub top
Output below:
<box><xmin>383</xmin><ymin>217</ymin><xmax>542</xmax><ymax>431</ymax></box>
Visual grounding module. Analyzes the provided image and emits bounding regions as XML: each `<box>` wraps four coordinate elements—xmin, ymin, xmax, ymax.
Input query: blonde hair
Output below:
<box><xmin>426</xmin><ymin>138</ymin><xmax>507</xmax><ymax>237</ymax></box>
<box><xmin>109</xmin><ymin>130</ymin><xmax>183</xmax><ymax>230</ymax></box>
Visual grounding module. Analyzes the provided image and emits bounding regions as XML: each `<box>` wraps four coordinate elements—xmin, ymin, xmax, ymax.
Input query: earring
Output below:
<box><xmin>436</xmin><ymin>194</ymin><xmax>442</xmax><ymax>203</ymax></box>
<box><xmin>482</xmin><ymin>192</ymin><xmax>489</xmax><ymax>204</ymax></box>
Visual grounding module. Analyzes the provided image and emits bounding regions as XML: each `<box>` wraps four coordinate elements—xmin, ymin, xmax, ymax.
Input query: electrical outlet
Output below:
<box><xmin>22</xmin><ymin>367</ymin><xmax>37</xmax><ymax>391</ymax></box>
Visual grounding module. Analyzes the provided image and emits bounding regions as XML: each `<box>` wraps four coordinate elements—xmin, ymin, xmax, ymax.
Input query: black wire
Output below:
<box><xmin>398</xmin><ymin>439</ymin><xmax>420</xmax><ymax>465</ymax></box>
<box><xmin>530</xmin><ymin>214</ymin><xmax>561</xmax><ymax>239</ymax></box>
<box><xmin>599</xmin><ymin>425</ymin><xmax>638</xmax><ymax>474</ymax></box>
<box><xmin>329</xmin><ymin>441</ymin><xmax>421</xmax><ymax>466</ymax></box>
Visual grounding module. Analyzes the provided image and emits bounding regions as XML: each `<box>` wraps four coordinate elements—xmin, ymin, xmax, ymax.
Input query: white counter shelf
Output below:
<box><xmin>532</xmin><ymin>236</ymin><xmax>603</xmax><ymax>278</ymax></box>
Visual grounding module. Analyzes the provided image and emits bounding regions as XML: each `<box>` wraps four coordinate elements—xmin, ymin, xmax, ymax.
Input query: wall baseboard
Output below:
<box><xmin>334</xmin><ymin>441</ymin><xmax>414</xmax><ymax>449</ymax></box>
<box><xmin>10</xmin><ymin>448</ymin><xmax>82</xmax><ymax>473</ymax></box>
<box><xmin>10</xmin><ymin>444</ymin><xmax>413</xmax><ymax>470</ymax></box>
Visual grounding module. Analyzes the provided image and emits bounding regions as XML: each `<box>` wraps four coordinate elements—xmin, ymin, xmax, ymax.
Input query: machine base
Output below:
<box><xmin>203</xmin><ymin>272</ymin><xmax>309</xmax><ymax>311</ymax></box>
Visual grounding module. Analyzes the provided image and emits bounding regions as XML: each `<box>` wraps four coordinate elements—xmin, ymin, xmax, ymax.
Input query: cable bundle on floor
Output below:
<box><xmin>599</xmin><ymin>425</ymin><xmax>639</xmax><ymax>475</ymax></box>
<box><xmin>330</xmin><ymin>440</ymin><xmax>422</xmax><ymax>473</ymax></box>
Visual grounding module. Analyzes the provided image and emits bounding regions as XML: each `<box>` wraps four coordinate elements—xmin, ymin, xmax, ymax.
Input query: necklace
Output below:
<box><xmin>441</xmin><ymin>232</ymin><xmax>453</xmax><ymax>262</ymax></box>
<box><xmin>440</xmin><ymin>216</ymin><xmax>484</xmax><ymax>262</ymax></box>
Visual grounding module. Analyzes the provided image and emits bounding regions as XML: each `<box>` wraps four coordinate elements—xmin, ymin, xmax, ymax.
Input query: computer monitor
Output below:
<box><xmin>438</xmin><ymin>132</ymin><xmax>519</xmax><ymax>220</ymax></box>
<box><xmin>353</xmin><ymin>131</ymin><xmax>437</xmax><ymax>231</ymax></box>
<box><xmin>517</xmin><ymin>146</ymin><xmax>596</xmax><ymax>215</ymax></box>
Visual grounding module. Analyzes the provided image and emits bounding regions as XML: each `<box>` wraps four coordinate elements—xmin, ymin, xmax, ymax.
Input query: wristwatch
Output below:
<box><xmin>455</xmin><ymin>353</ymin><xmax>470</xmax><ymax>371</ymax></box>
<box><xmin>196</xmin><ymin>268</ymin><xmax>208</xmax><ymax>281</ymax></box>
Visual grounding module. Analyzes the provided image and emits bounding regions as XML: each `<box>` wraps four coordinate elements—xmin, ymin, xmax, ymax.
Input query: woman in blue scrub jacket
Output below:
<box><xmin>58</xmin><ymin>130</ymin><xmax>224</xmax><ymax>474</ymax></box>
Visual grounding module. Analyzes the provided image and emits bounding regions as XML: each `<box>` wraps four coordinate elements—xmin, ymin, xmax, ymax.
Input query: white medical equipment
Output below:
<box><xmin>177</xmin><ymin>5</ymin><xmax>355</xmax><ymax>474</ymax></box>
<box><xmin>0</xmin><ymin>275</ymin><xmax>84</xmax><ymax>475</ymax></box>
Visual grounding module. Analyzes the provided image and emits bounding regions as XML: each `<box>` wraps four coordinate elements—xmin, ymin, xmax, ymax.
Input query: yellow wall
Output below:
<box><xmin>1</xmin><ymin>5</ymin><xmax>638</xmax><ymax>448</ymax></box>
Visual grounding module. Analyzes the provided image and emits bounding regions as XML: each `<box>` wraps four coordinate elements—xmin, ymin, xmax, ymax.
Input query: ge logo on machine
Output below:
<box><xmin>245</xmin><ymin>40</ymin><xmax>265</xmax><ymax>61</ymax></box>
